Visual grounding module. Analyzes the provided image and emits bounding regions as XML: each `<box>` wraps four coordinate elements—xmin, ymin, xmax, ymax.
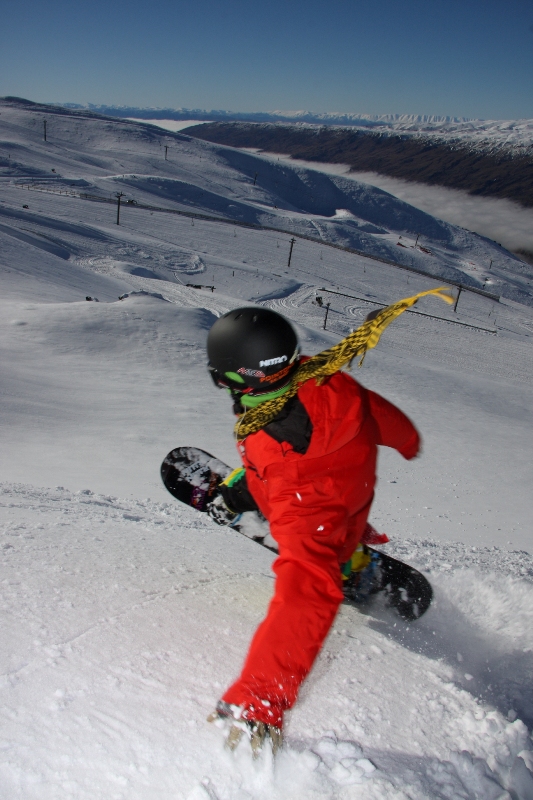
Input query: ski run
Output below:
<box><xmin>1</xmin><ymin>98</ymin><xmax>533</xmax><ymax>799</ymax></box>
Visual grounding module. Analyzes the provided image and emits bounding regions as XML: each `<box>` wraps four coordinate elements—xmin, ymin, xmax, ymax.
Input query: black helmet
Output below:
<box><xmin>207</xmin><ymin>307</ymin><xmax>299</xmax><ymax>391</ymax></box>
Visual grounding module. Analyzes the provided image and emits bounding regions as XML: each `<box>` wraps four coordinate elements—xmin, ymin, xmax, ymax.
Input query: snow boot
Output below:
<box><xmin>342</xmin><ymin>544</ymin><xmax>382</xmax><ymax>603</ymax></box>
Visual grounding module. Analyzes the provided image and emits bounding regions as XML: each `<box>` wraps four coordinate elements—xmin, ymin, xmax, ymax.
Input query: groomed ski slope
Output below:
<box><xmin>1</xmin><ymin>101</ymin><xmax>533</xmax><ymax>799</ymax></box>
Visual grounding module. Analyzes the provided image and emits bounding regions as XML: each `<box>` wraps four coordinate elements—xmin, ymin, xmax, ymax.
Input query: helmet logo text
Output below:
<box><xmin>259</xmin><ymin>355</ymin><xmax>287</xmax><ymax>368</ymax></box>
<box><xmin>259</xmin><ymin>363</ymin><xmax>292</xmax><ymax>383</ymax></box>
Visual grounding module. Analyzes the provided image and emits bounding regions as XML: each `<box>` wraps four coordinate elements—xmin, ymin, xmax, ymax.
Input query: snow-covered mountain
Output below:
<box><xmin>60</xmin><ymin>102</ymin><xmax>533</xmax><ymax>152</ymax></box>
<box><xmin>273</xmin><ymin>115</ymin><xmax>533</xmax><ymax>154</ymax></box>
<box><xmin>2</xmin><ymin>97</ymin><xmax>531</xmax><ymax>306</ymax></box>
<box><xmin>1</xmin><ymin>97</ymin><xmax>533</xmax><ymax>799</ymax></box>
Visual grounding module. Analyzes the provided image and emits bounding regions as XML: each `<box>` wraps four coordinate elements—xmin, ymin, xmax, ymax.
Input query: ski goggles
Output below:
<box><xmin>207</xmin><ymin>365</ymin><xmax>252</xmax><ymax>393</ymax></box>
<box><xmin>208</xmin><ymin>350</ymin><xmax>299</xmax><ymax>392</ymax></box>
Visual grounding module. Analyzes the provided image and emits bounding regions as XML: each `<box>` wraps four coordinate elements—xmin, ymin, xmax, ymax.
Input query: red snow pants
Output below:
<box><xmin>221</xmin><ymin>451</ymin><xmax>375</xmax><ymax>728</ymax></box>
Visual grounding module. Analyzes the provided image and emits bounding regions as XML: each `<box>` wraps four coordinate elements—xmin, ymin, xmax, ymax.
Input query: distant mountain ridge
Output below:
<box><xmin>60</xmin><ymin>104</ymin><xmax>474</xmax><ymax>127</ymax></box>
<box><xmin>58</xmin><ymin>104</ymin><xmax>533</xmax><ymax>148</ymax></box>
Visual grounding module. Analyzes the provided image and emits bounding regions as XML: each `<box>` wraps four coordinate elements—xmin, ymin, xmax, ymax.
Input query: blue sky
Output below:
<box><xmin>1</xmin><ymin>0</ymin><xmax>532</xmax><ymax>119</ymax></box>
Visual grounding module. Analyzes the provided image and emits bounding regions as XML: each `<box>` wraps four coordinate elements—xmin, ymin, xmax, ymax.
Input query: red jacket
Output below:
<box><xmin>222</xmin><ymin>370</ymin><xmax>420</xmax><ymax>728</ymax></box>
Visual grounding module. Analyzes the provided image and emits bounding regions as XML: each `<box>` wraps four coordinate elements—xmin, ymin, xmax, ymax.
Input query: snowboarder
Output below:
<box><xmin>204</xmin><ymin>292</ymin><xmax>449</xmax><ymax>756</ymax></box>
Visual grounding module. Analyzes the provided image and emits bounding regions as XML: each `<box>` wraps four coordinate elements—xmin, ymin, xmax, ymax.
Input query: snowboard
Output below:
<box><xmin>161</xmin><ymin>446</ymin><xmax>433</xmax><ymax>621</ymax></box>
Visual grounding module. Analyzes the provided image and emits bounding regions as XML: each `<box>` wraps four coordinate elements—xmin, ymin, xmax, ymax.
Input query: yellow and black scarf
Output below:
<box><xmin>235</xmin><ymin>287</ymin><xmax>453</xmax><ymax>439</ymax></box>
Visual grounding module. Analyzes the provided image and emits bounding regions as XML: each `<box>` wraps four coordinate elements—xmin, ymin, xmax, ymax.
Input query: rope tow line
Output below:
<box><xmin>235</xmin><ymin>287</ymin><xmax>454</xmax><ymax>439</ymax></box>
